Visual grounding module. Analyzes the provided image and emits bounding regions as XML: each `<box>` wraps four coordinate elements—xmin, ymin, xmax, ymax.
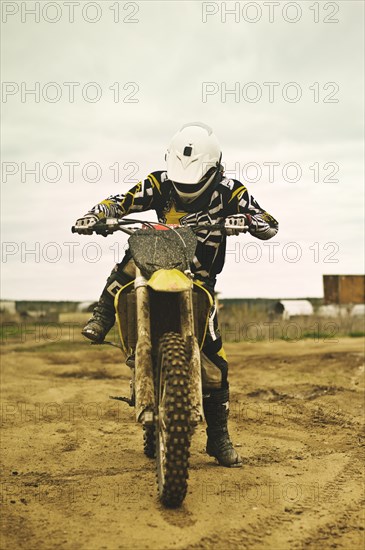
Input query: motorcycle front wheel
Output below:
<box><xmin>155</xmin><ymin>332</ymin><xmax>192</xmax><ymax>508</ymax></box>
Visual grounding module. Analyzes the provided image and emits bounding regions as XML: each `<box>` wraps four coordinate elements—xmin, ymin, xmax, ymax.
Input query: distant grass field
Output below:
<box><xmin>1</xmin><ymin>309</ymin><xmax>364</xmax><ymax>348</ymax></box>
<box><xmin>218</xmin><ymin>306</ymin><xmax>364</xmax><ymax>343</ymax></box>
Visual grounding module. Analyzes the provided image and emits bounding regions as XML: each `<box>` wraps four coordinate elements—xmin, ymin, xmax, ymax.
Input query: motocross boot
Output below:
<box><xmin>82</xmin><ymin>298</ymin><xmax>115</xmax><ymax>343</ymax></box>
<box><xmin>82</xmin><ymin>258</ymin><xmax>135</xmax><ymax>343</ymax></box>
<box><xmin>203</xmin><ymin>387</ymin><xmax>242</xmax><ymax>468</ymax></box>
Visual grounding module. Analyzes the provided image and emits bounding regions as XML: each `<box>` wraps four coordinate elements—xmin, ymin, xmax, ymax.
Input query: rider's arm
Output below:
<box><xmin>87</xmin><ymin>172</ymin><xmax>163</xmax><ymax>218</ymax></box>
<box><xmin>225</xmin><ymin>181</ymin><xmax>279</xmax><ymax>240</ymax></box>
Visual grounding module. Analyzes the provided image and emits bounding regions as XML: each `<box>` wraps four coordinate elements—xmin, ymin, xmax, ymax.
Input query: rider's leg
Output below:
<box><xmin>82</xmin><ymin>252</ymin><xmax>135</xmax><ymax>343</ymax></box>
<box><xmin>201</xmin><ymin>301</ymin><xmax>242</xmax><ymax>468</ymax></box>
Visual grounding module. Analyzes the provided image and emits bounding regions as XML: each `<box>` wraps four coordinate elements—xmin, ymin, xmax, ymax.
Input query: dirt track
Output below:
<box><xmin>1</xmin><ymin>329</ymin><xmax>364</xmax><ymax>550</ymax></box>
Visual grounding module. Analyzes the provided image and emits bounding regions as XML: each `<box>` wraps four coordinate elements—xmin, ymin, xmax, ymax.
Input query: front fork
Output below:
<box><xmin>179</xmin><ymin>289</ymin><xmax>204</xmax><ymax>425</ymax></box>
<box><xmin>133</xmin><ymin>268</ymin><xmax>204</xmax><ymax>426</ymax></box>
<box><xmin>134</xmin><ymin>268</ymin><xmax>155</xmax><ymax>425</ymax></box>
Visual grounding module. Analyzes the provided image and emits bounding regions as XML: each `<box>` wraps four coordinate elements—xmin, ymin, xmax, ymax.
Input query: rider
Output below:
<box><xmin>74</xmin><ymin>122</ymin><xmax>279</xmax><ymax>468</ymax></box>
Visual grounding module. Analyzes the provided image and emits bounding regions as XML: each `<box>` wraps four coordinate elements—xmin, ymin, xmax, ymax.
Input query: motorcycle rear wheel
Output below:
<box><xmin>155</xmin><ymin>332</ymin><xmax>192</xmax><ymax>508</ymax></box>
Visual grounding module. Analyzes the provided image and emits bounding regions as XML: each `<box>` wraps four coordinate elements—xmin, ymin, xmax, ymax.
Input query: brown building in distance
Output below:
<box><xmin>323</xmin><ymin>275</ymin><xmax>365</xmax><ymax>305</ymax></box>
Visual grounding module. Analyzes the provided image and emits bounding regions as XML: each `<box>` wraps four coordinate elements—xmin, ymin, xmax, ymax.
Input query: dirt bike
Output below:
<box><xmin>72</xmin><ymin>217</ymin><xmax>247</xmax><ymax>507</ymax></box>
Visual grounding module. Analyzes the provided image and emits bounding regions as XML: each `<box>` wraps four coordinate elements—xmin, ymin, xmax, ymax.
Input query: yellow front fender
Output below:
<box><xmin>147</xmin><ymin>269</ymin><xmax>192</xmax><ymax>292</ymax></box>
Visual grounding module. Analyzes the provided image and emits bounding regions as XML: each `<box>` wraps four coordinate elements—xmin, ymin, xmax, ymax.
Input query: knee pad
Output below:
<box><xmin>106</xmin><ymin>259</ymin><xmax>136</xmax><ymax>297</ymax></box>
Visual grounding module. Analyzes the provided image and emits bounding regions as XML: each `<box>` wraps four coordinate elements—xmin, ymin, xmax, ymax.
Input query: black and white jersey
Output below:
<box><xmin>90</xmin><ymin>171</ymin><xmax>279</xmax><ymax>283</ymax></box>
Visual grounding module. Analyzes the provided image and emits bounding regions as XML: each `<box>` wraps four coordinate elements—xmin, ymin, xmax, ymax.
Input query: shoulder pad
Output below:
<box><xmin>148</xmin><ymin>171</ymin><xmax>170</xmax><ymax>184</ymax></box>
<box><xmin>219</xmin><ymin>178</ymin><xmax>246</xmax><ymax>192</ymax></box>
<box><xmin>219</xmin><ymin>177</ymin><xmax>235</xmax><ymax>190</ymax></box>
<box><xmin>147</xmin><ymin>170</ymin><xmax>166</xmax><ymax>181</ymax></box>
<box><xmin>147</xmin><ymin>170</ymin><xmax>171</xmax><ymax>193</ymax></box>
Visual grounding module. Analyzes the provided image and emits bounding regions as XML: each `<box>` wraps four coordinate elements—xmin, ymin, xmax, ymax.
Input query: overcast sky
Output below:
<box><xmin>1</xmin><ymin>0</ymin><xmax>364</xmax><ymax>300</ymax></box>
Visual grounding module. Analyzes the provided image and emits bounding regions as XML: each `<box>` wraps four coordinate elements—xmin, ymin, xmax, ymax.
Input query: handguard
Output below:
<box><xmin>224</xmin><ymin>215</ymin><xmax>250</xmax><ymax>236</ymax></box>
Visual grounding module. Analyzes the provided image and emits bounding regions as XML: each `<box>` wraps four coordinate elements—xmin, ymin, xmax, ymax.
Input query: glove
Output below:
<box><xmin>73</xmin><ymin>214</ymin><xmax>100</xmax><ymax>235</ymax></box>
<box><xmin>224</xmin><ymin>215</ymin><xmax>252</xmax><ymax>236</ymax></box>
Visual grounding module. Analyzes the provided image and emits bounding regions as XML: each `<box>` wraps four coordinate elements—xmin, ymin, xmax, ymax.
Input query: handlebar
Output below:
<box><xmin>71</xmin><ymin>218</ymin><xmax>140</xmax><ymax>236</ymax></box>
<box><xmin>71</xmin><ymin>218</ymin><xmax>249</xmax><ymax>236</ymax></box>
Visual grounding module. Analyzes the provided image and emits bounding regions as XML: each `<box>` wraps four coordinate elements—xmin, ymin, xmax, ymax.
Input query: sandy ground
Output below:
<box><xmin>1</xmin><ymin>325</ymin><xmax>364</xmax><ymax>550</ymax></box>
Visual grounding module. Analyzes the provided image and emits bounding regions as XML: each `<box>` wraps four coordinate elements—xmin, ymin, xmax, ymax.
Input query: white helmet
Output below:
<box><xmin>166</xmin><ymin>122</ymin><xmax>221</xmax><ymax>202</ymax></box>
